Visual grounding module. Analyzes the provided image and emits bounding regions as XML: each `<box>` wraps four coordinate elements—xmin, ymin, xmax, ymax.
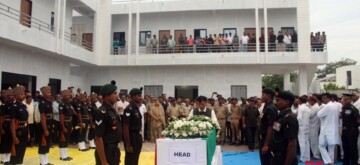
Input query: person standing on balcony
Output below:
<box><xmin>167</xmin><ymin>35</ymin><xmax>176</xmax><ymax>54</ymax></box>
<box><xmin>213</xmin><ymin>34</ymin><xmax>219</xmax><ymax>52</ymax></box>
<box><xmin>283</xmin><ymin>32</ymin><xmax>292</xmax><ymax>52</ymax></box>
<box><xmin>277</xmin><ymin>31</ymin><xmax>284</xmax><ymax>52</ymax></box>
<box><xmin>160</xmin><ymin>34</ymin><xmax>168</xmax><ymax>54</ymax></box>
<box><xmin>291</xmin><ymin>31</ymin><xmax>298</xmax><ymax>51</ymax></box>
<box><xmin>178</xmin><ymin>33</ymin><xmax>186</xmax><ymax>53</ymax></box>
<box><xmin>269</xmin><ymin>31</ymin><xmax>276</xmax><ymax>52</ymax></box>
<box><xmin>113</xmin><ymin>38</ymin><xmax>119</xmax><ymax>55</ymax></box>
<box><xmin>207</xmin><ymin>34</ymin><xmax>214</xmax><ymax>53</ymax></box>
<box><xmin>119</xmin><ymin>38</ymin><xmax>126</xmax><ymax>55</ymax></box>
<box><xmin>146</xmin><ymin>34</ymin><xmax>152</xmax><ymax>54</ymax></box>
<box><xmin>151</xmin><ymin>35</ymin><xmax>158</xmax><ymax>54</ymax></box>
<box><xmin>187</xmin><ymin>35</ymin><xmax>194</xmax><ymax>53</ymax></box>
<box><xmin>259</xmin><ymin>33</ymin><xmax>265</xmax><ymax>52</ymax></box>
<box><xmin>240</xmin><ymin>32</ymin><xmax>249</xmax><ymax>52</ymax></box>
<box><xmin>232</xmin><ymin>33</ymin><xmax>239</xmax><ymax>52</ymax></box>
<box><xmin>319</xmin><ymin>32</ymin><xmax>326</xmax><ymax>52</ymax></box>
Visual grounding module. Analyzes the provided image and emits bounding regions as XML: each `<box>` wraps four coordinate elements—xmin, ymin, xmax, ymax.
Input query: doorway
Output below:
<box><xmin>49</xmin><ymin>78</ymin><xmax>61</xmax><ymax>96</ymax></box>
<box><xmin>82</xmin><ymin>33</ymin><xmax>93</xmax><ymax>51</ymax></box>
<box><xmin>144</xmin><ymin>85</ymin><xmax>163</xmax><ymax>98</ymax></box>
<box><xmin>194</xmin><ymin>29</ymin><xmax>207</xmax><ymax>39</ymax></box>
<box><xmin>91</xmin><ymin>86</ymin><xmax>102</xmax><ymax>95</ymax></box>
<box><xmin>175</xmin><ymin>86</ymin><xmax>198</xmax><ymax>101</ymax></box>
<box><xmin>1</xmin><ymin>72</ymin><xmax>36</xmax><ymax>94</ymax></box>
<box><xmin>231</xmin><ymin>85</ymin><xmax>247</xmax><ymax>99</ymax></box>
<box><xmin>20</xmin><ymin>0</ymin><xmax>32</xmax><ymax>27</ymax></box>
<box><xmin>174</xmin><ymin>30</ymin><xmax>186</xmax><ymax>53</ymax></box>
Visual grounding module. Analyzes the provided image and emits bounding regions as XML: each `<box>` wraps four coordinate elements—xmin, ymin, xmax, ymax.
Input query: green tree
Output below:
<box><xmin>323</xmin><ymin>83</ymin><xmax>345</xmax><ymax>91</ymax></box>
<box><xmin>316</xmin><ymin>58</ymin><xmax>357</xmax><ymax>78</ymax></box>
<box><xmin>262</xmin><ymin>74</ymin><xmax>284</xmax><ymax>90</ymax></box>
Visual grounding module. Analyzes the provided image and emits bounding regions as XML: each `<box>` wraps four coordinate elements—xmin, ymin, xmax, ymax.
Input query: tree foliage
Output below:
<box><xmin>316</xmin><ymin>58</ymin><xmax>357</xmax><ymax>78</ymax></box>
<box><xmin>323</xmin><ymin>83</ymin><xmax>345</xmax><ymax>91</ymax></box>
<box><xmin>262</xmin><ymin>72</ymin><xmax>298</xmax><ymax>90</ymax></box>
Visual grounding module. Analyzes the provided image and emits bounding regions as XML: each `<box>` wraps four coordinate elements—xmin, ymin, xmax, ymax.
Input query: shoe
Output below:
<box><xmin>60</xmin><ymin>157</ymin><xmax>71</xmax><ymax>161</ymax></box>
<box><xmin>46</xmin><ymin>163</ymin><xmax>54</xmax><ymax>165</ymax></box>
<box><xmin>67</xmin><ymin>157</ymin><xmax>73</xmax><ymax>160</ymax></box>
<box><xmin>79</xmin><ymin>148</ymin><xmax>89</xmax><ymax>152</ymax></box>
<box><xmin>90</xmin><ymin>147</ymin><xmax>96</xmax><ymax>149</ymax></box>
<box><xmin>3</xmin><ymin>162</ymin><xmax>10</xmax><ymax>165</ymax></box>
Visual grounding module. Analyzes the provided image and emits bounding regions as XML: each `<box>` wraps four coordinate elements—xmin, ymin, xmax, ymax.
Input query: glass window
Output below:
<box><xmin>140</xmin><ymin>31</ymin><xmax>151</xmax><ymax>46</ymax></box>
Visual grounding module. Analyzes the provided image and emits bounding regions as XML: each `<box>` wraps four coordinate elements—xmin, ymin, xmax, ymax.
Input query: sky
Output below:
<box><xmin>310</xmin><ymin>0</ymin><xmax>360</xmax><ymax>63</ymax></box>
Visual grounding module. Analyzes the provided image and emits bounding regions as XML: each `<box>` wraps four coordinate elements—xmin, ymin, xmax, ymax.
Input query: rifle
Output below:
<box><xmin>11</xmin><ymin>120</ymin><xmax>19</xmax><ymax>156</ymax></box>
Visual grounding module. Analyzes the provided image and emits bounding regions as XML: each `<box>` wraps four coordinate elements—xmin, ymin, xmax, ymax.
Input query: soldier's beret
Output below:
<box><xmin>40</xmin><ymin>86</ymin><xmax>51</xmax><ymax>94</ymax></box>
<box><xmin>197</xmin><ymin>96</ymin><xmax>207</xmax><ymax>102</ymax></box>
<box><xmin>129</xmin><ymin>87</ymin><xmax>142</xmax><ymax>96</ymax></box>
<box><xmin>277</xmin><ymin>91</ymin><xmax>295</xmax><ymax>105</ymax></box>
<box><xmin>61</xmin><ymin>89</ymin><xmax>72</xmax><ymax>97</ymax></box>
<box><xmin>13</xmin><ymin>85</ymin><xmax>25</xmax><ymax>95</ymax></box>
<box><xmin>262</xmin><ymin>88</ymin><xmax>275</xmax><ymax>96</ymax></box>
<box><xmin>99</xmin><ymin>84</ymin><xmax>117</xmax><ymax>96</ymax></box>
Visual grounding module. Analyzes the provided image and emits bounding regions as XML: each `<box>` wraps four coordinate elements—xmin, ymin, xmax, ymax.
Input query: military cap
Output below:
<box><xmin>5</xmin><ymin>87</ymin><xmax>13</xmax><ymax>96</ymax></box>
<box><xmin>129</xmin><ymin>87</ymin><xmax>142</xmax><ymax>96</ymax></box>
<box><xmin>13</xmin><ymin>85</ymin><xmax>25</xmax><ymax>95</ymax></box>
<box><xmin>197</xmin><ymin>96</ymin><xmax>207</xmax><ymax>102</ymax></box>
<box><xmin>342</xmin><ymin>93</ymin><xmax>354</xmax><ymax>99</ymax></box>
<box><xmin>262</xmin><ymin>88</ymin><xmax>275</xmax><ymax>96</ymax></box>
<box><xmin>61</xmin><ymin>89</ymin><xmax>72</xmax><ymax>97</ymax></box>
<box><xmin>99</xmin><ymin>84</ymin><xmax>117</xmax><ymax>96</ymax></box>
<box><xmin>277</xmin><ymin>91</ymin><xmax>295</xmax><ymax>105</ymax></box>
<box><xmin>40</xmin><ymin>86</ymin><xmax>51</xmax><ymax>95</ymax></box>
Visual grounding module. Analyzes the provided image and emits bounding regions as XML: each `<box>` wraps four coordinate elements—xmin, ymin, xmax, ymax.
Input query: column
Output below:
<box><xmin>298</xmin><ymin>67</ymin><xmax>308</xmax><ymax>95</ymax></box>
<box><xmin>283</xmin><ymin>73</ymin><xmax>291</xmax><ymax>91</ymax></box>
<box><xmin>94</xmin><ymin>0</ymin><xmax>112</xmax><ymax>64</ymax></box>
<box><xmin>61</xmin><ymin>0</ymin><xmax>66</xmax><ymax>54</ymax></box>
<box><xmin>127</xmin><ymin>0</ymin><xmax>133</xmax><ymax>65</ymax></box>
<box><xmin>264</xmin><ymin>0</ymin><xmax>268</xmax><ymax>63</ymax></box>
<box><xmin>54</xmin><ymin>0</ymin><xmax>61</xmax><ymax>54</ymax></box>
<box><xmin>255</xmin><ymin>0</ymin><xmax>260</xmax><ymax>63</ymax></box>
<box><xmin>297</xmin><ymin>0</ymin><xmax>311</xmax><ymax>62</ymax></box>
<box><xmin>135</xmin><ymin>0</ymin><xmax>140</xmax><ymax>65</ymax></box>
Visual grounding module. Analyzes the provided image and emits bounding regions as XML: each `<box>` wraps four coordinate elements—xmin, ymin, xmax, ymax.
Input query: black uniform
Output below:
<box><xmin>0</xmin><ymin>101</ymin><xmax>13</xmax><ymax>157</ymax></box>
<box><xmin>259</xmin><ymin>101</ymin><xmax>278</xmax><ymax>165</ymax></box>
<box><xmin>88</xmin><ymin>103</ymin><xmax>97</xmax><ymax>143</ymax></box>
<box><xmin>71</xmin><ymin>99</ymin><xmax>81</xmax><ymax>144</ymax></box>
<box><xmin>38</xmin><ymin>98</ymin><xmax>53</xmax><ymax>154</ymax></box>
<box><xmin>78</xmin><ymin>102</ymin><xmax>89</xmax><ymax>143</ymax></box>
<box><xmin>9</xmin><ymin>101</ymin><xmax>29</xmax><ymax>164</ymax></box>
<box><xmin>123</xmin><ymin>102</ymin><xmax>143</xmax><ymax>165</ymax></box>
<box><xmin>269</xmin><ymin>109</ymin><xmax>298</xmax><ymax>165</ymax></box>
<box><xmin>58</xmin><ymin>102</ymin><xmax>73</xmax><ymax>148</ymax></box>
<box><xmin>94</xmin><ymin>103</ymin><xmax>122</xmax><ymax>165</ymax></box>
<box><xmin>341</xmin><ymin>103</ymin><xmax>360</xmax><ymax>165</ymax></box>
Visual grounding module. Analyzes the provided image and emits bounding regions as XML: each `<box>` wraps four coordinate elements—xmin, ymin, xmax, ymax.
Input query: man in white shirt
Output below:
<box><xmin>308</xmin><ymin>96</ymin><xmax>321</xmax><ymax>159</ymax></box>
<box><xmin>24</xmin><ymin>93</ymin><xmax>35</xmax><ymax>146</ymax></box>
<box><xmin>283</xmin><ymin>32</ymin><xmax>292</xmax><ymax>51</ymax></box>
<box><xmin>116</xmin><ymin>94</ymin><xmax>129</xmax><ymax>116</ymax></box>
<box><xmin>146</xmin><ymin>33</ymin><xmax>152</xmax><ymax>54</ymax></box>
<box><xmin>297</xmin><ymin>96</ymin><xmax>311</xmax><ymax>162</ymax></box>
<box><xmin>188</xmin><ymin>96</ymin><xmax>218</xmax><ymax>123</ymax></box>
<box><xmin>317</xmin><ymin>93</ymin><xmax>340</xmax><ymax>165</ymax></box>
<box><xmin>52</xmin><ymin>94</ymin><xmax>61</xmax><ymax>145</ymax></box>
<box><xmin>139</xmin><ymin>103</ymin><xmax>147</xmax><ymax>141</ymax></box>
<box><xmin>331</xmin><ymin>94</ymin><xmax>344</xmax><ymax>161</ymax></box>
<box><xmin>291</xmin><ymin>96</ymin><xmax>299</xmax><ymax>115</ymax></box>
<box><xmin>352</xmin><ymin>93</ymin><xmax>360</xmax><ymax>163</ymax></box>
<box><xmin>240</xmin><ymin>32</ymin><xmax>249</xmax><ymax>52</ymax></box>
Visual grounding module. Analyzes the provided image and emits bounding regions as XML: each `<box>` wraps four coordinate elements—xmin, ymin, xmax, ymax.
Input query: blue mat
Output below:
<box><xmin>222</xmin><ymin>151</ymin><xmax>343</xmax><ymax>165</ymax></box>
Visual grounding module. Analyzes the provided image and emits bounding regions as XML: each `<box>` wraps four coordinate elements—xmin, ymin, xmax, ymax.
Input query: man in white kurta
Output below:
<box><xmin>308</xmin><ymin>96</ymin><xmax>321</xmax><ymax>159</ymax></box>
<box><xmin>352</xmin><ymin>93</ymin><xmax>360</xmax><ymax>163</ymax></box>
<box><xmin>317</xmin><ymin>94</ymin><xmax>339</xmax><ymax>165</ymax></box>
<box><xmin>297</xmin><ymin>96</ymin><xmax>311</xmax><ymax>162</ymax></box>
<box><xmin>139</xmin><ymin>103</ymin><xmax>147</xmax><ymax>141</ymax></box>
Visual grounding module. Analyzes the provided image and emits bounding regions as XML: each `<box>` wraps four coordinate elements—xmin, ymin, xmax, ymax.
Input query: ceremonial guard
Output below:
<box><xmin>94</xmin><ymin>84</ymin><xmax>122</xmax><ymax>165</ymax></box>
<box><xmin>88</xmin><ymin>92</ymin><xmax>98</xmax><ymax>149</ymax></box>
<box><xmin>0</xmin><ymin>88</ymin><xmax>13</xmax><ymax>164</ymax></box>
<box><xmin>77</xmin><ymin>93</ymin><xmax>90</xmax><ymax>151</ymax></box>
<box><xmin>58</xmin><ymin>89</ymin><xmax>74</xmax><ymax>161</ymax></box>
<box><xmin>38</xmin><ymin>86</ymin><xmax>53</xmax><ymax>165</ymax></box>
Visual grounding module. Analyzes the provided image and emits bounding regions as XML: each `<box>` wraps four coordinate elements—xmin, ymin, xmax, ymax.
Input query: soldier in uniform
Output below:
<box><xmin>9</xmin><ymin>85</ymin><xmax>28</xmax><ymax>164</ymax></box>
<box><xmin>38</xmin><ymin>86</ymin><xmax>53</xmax><ymax>165</ymax></box>
<box><xmin>260</xmin><ymin>88</ymin><xmax>278</xmax><ymax>165</ymax></box>
<box><xmin>229</xmin><ymin>98</ymin><xmax>242</xmax><ymax>145</ymax></box>
<box><xmin>270</xmin><ymin>91</ymin><xmax>299</xmax><ymax>165</ymax></box>
<box><xmin>214</xmin><ymin>97</ymin><xmax>227</xmax><ymax>144</ymax></box>
<box><xmin>94</xmin><ymin>84</ymin><xmax>122</xmax><ymax>165</ymax></box>
<box><xmin>71</xmin><ymin>94</ymin><xmax>82</xmax><ymax>145</ymax></box>
<box><xmin>123</xmin><ymin>88</ymin><xmax>144</xmax><ymax>165</ymax></box>
<box><xmin>167</xmin><ymin>98</ymin><xmax>180</xmax><ymax>121</ymax></box>
<box><xmin>58</xmin><ymin>89</ymin><xmax>74</xmax><ymax>161</ymax></box>
<box><xmin>341</xmin><ymin>93</ymin><xmax>360</xmax><ymax>165</ymax></box>
<box><xmin>77</xmin><ymin>93</ymin><xmax>90</xmax><ymax>151</ymax></box>
<box><xmin>88</xmin><ymin>93</ymin><xmax>98</xmax><ymax>149</ymax></box>
<box><xmin>0</xmin><ymin>88</ymin><xmax>11</xmax><ymax>164</ymax></box>
<box><xmin>149</xmin><ymin>100</ymin><xmax>165</xmax><ymax>142</ymax></box>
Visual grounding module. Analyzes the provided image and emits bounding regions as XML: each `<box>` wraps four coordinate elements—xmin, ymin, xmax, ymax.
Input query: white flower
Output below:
<box><xmin>191</xmin><ymin>126</ymin><xmax>199</xmax><ymax>132</ymax></box>
<box><xmin>182</xmin><ymin>132</ymin><xmax>188</xmax><ymax>137</ymax></box>
<box><xmin>174</xmin><ymin>133</ymin><xmax>180</xmax><ymax>138</ymax></box>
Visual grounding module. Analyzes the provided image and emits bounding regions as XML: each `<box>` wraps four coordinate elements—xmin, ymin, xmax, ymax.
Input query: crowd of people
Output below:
<box><xmin>1</xmin><ymin>81</ymin><xmax>357</xmax><ymax>165</ymax></box>
<box><xmin>112</xmin><ymin>30</ymin><xmax>327</xmax><ymax>54</ymax></box>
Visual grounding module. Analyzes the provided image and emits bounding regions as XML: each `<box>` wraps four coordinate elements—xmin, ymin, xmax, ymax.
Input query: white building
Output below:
<box><xmin>336</xmin><ymin>65</ymin><xmax>360</xmax><ymax>90</ymax></box>
<box><xmin>0</xmin><ymin>0</ymin><xmax>327</xmax><ymax>99</ymax></box>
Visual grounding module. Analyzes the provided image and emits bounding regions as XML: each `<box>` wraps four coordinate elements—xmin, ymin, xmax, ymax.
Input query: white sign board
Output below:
<box><xmin>157</xmin><ymin>138</ymin><xmax>207</xmax><ymax>165</ymax></box>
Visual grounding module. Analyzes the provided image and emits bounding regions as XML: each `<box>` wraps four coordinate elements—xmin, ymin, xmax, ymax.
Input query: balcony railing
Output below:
<box><xmin>64</xmin><ymin>32</ymin><xmax>93</xmax><ymax>52</ymax></box>
<box><xmin>0</xmin><ymin>2</ymin><xmax>55</xmax><ymax>35</ymax></box>
<box><xmin>111</xmin><ymin>43</ymin><xmax>327</xmax><ymax>55</ymax></box>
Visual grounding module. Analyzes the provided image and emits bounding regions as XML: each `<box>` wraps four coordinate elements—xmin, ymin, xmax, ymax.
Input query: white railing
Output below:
<box><xmin>64</xmin><ymin>32</ymin><xmax>93</xmax><ymax>52</ymax></box>
<box><xmin>0</xmin><ymin>2</ymin><xmax>55</xmax><ymax>35</ymax></box>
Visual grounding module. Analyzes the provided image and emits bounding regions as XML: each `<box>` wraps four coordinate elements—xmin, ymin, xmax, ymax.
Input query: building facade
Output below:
<box><xmin>0</xmin><ymin>0</ymin><xmax>327</xmax><ymax>99</ymax></box>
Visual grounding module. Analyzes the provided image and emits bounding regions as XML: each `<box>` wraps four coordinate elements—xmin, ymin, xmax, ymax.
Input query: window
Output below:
<box><xmin>140</xmin><ymin>31</ymin><xmax>151</xmax><ymax>46</ymax></box>
<box><xmin>113</xmin><ymin>32</ymin><xmax>125</xmax><ymax>41</ymax></box>
<box><xmin>50</xmin><ymin>12</ymin><xmax>54</xmax><ymax>31</ymax></box>
<box><xmin>223</xmin><ymin>28</ymin><xmax>237</xmax><ymax>36</ymax></box>
<box><xmin>144</xmin><ymin>85</ymin><xmax>163</xmax><ymax>98</ymax></box>
<box><xmin>347</xmin><ymin>71</ymin><xmax>352</xmax><ymax>86</ymax></box>
<box><xmin>281</xmin><ymin>27</ymin><xmax>295</xmax><ymax>35</ymax></box>
<box><xmin>194</xmin><ymin>29</ymin><xmax>207</xmax><ymax>39</ymax></box>
<box><xmin>91</xmin><ymin>86</ymin><xmax>102</xmax><ymax>95</ymax></box>
<box><xmin>231</xmin><ymin>85</ymin><xmax>247</xmax><ymax>99</ymax></box>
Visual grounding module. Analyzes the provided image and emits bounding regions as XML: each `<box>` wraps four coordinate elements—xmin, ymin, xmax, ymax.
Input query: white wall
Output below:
<box><xmin>32</xmin><ymin>0</ymin><xmax>55</xmax><ymax>27</ymax></box>
<box><xmin>336</xmin><ymin>65</ymin><xmax>360</xmax><ymax>89</ymax></box>
<box><xmin>72</xmin><ymin>16</ymin><xmax>95</xmax><ymax>33</ymax></box>
<box><xmin>111</xmin><ymin>9</ymin><xmax>297</xmax><ymax>47</ymax></box>
<box><xmin>87</xmin><ymin>65</ymin><xmax>262</xmax><ymax>98</ymax></box>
